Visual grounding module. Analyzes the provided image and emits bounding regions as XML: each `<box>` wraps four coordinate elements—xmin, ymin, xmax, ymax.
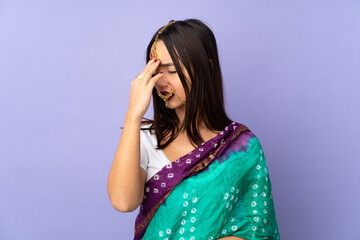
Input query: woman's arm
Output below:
<box><xmin>218</xmin><ymin>237</ymin><xmax>246</xmax><ymax>240</ymax></box>
<box><xmin>107</xmin><ymin>113</ymin><xmax>145</xmax><ymax>212</ymax></box>
<box><xmin>107</xmin><ymin>57</ymin><xmax>163</xmax><ymax>212</ymax></box>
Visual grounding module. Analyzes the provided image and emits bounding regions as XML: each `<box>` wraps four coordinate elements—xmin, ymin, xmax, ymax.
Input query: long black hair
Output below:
<box><xmin>141</xmin><ymin>18</ymin><xmax>233</xmax><ymax>149</ymax></box>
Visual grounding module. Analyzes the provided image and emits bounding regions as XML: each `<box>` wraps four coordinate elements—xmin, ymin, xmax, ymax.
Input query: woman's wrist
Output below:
<box><xmin>125</xmin><ymin>110</ymin><xmax>142</xmax><ymax>124</ymax></box>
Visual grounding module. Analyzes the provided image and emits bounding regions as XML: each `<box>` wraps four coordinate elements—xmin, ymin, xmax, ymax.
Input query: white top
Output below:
<box><xmin>139</xmin><ymin>123</ymin><xmax>171</xmax><ymax>182</ymax></box>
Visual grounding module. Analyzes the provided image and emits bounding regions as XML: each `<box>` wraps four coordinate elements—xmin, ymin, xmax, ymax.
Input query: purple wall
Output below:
<box><xmin>1</xmin><ymin>1</ymin><xmax>359</xmax><ymax>239</ymax></box>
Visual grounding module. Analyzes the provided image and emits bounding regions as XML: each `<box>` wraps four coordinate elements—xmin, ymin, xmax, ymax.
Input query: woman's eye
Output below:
<box><xmin>152</xmin><ymin>71</ymin><xmax>176</xmax><ymax>77</ymax></box>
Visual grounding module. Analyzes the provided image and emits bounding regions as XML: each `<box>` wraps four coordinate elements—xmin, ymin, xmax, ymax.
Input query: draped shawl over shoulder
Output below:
<box><xmin>134</xmin><ymin>122</ymin><xmax>280</xmax><ymax>240</ymax></box>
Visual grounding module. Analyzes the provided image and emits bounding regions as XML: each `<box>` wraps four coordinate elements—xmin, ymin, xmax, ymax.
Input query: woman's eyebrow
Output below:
<box><xmin>159</xmin><ymin>62</ymin><xmax>174</xmax><ymax>67</ymax></box>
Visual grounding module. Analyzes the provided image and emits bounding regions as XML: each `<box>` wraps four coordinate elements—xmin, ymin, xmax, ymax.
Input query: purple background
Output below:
<box><xmin>0</xmin><ymin>1</ymin><xmax>359</xmax><ymax>239</ymax></box>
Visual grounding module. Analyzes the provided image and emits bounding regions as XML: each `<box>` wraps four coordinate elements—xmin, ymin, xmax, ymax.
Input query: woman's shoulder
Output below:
<box><xmin>231</xmin><ymin>121</ymin><xmax>262</xmax><ymax>148</ymax></box>
<box><xmin>140</xmin><ymin>123</ymin><xmax>157</xmax><ymax>147</ymax></box>
<box><xmin>231</xmin><ymin>121</ymin><xmax>254</xmax><ymax>136</ymax></box>
<box><xmin>140</xmin><ymin>123</ymin><xmax>155</xmax><ymax>135</ymax></box>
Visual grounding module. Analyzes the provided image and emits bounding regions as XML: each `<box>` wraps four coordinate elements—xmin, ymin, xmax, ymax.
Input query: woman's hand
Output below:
<box><xmin>127</xmin><ymin>58</ymin><xmax>163</xmax><ymax>120</ymax></box>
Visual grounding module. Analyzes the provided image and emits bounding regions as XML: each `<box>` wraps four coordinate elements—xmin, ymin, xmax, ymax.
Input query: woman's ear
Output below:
<box><xmin>209</xmin><ymin>59</ymin><xmax>213</xmax><ymax>67</ymax></box>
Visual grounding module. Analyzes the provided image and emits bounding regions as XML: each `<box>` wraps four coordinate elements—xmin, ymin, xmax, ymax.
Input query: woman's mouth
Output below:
<box><xmin>156</xmin><ymin>88</ymin><xmax>174</xmax><ymax>102</ymax></box>
<box><xmin>168</xmin><ymin>93</ymin><xmax>175</xmax><ymax>100</ymax></box>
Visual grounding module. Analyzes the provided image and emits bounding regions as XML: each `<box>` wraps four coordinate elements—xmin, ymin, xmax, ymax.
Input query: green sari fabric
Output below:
<box><xmin>135</xmin><ymin>122</ymin><xmax>280</xmax><ymax>239</ymax></box>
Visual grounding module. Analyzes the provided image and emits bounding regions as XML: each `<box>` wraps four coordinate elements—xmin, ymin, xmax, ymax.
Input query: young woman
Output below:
<box><xmin>107</xmin><ymin>19</ymin><xmax>280</xmax><ymax>240</ymax></box>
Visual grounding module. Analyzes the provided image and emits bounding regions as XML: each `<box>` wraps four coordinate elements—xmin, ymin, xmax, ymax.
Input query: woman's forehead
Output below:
<box><xmin>155</xmin><ymin>41</ymin><xmax>171</xmax><ymax>61</ymax></box>
<box><xmin>155</xmin><ymin>40</ymin><xmax>184</xmax><ymax>68</ymax></box>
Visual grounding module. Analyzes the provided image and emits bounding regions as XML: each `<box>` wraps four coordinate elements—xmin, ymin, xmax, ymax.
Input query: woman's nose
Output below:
<box><xmin>155</xmin><ymin>74</ymin><xmax>169</xmax><ymax>90</ymax></box>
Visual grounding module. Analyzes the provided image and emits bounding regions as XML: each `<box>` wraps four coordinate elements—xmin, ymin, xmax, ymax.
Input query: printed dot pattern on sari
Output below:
<box><xmin>240</xmin><ymin>145</ymin><xmax>280</xmax><ymax>239</ymax></box>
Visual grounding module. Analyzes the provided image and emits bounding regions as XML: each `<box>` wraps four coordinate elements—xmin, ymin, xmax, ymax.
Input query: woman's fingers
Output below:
<box><xmin>136</xmin><ymin>58</ymin><xmax>153</xmax><ymax>79</ymax></box>
<box><xmin>142</xmin><ymin>59</ymin><xmax>161</xmax><ymax>82</ymax></box>
<box><xmin>148</xmin><ymin>70</ymin><xmax>163</xmax><ymax>88</ymax></box>
<box><xmin>139</xmin><ymin>58</ymin><xmax>158</xmax><ymax>79</ymax></box>
<box><xmin>135</xmin><ymin>58</ymin><xmax>163</xmax><ymax>92</ymax></box>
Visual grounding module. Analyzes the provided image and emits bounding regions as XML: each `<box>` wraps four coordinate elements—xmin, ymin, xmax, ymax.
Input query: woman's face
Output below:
<box><xmin>154</xmin><ymin>40</ymin><xmax>191</xmax><ymax>110</ymax></box>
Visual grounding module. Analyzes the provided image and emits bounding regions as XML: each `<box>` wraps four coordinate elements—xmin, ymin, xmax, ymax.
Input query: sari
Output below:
<box><xmin>134</xmin><ymin>122</ymin><xmax>280</xmax><ymax>240</ymax></box>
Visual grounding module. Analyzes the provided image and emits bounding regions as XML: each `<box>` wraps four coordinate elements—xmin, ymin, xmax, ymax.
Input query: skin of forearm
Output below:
<box><xmin>107</xmin><ymin>113</ymin><xmax>144</xmax><ymax>212</ymax></box>
<box><xmin>218</xmin><ymin>237</ymin><xmax>246</xmax><ymax>240</ymax></box>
